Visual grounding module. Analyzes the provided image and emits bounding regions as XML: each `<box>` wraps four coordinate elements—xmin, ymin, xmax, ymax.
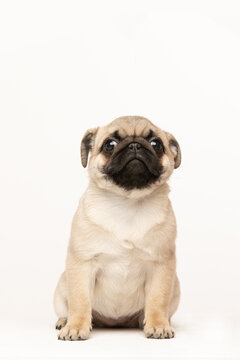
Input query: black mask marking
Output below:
<box><xmin>102</xmin><ymin>136</ymin><xmax>164</xmax><ymax>190</ymax></box>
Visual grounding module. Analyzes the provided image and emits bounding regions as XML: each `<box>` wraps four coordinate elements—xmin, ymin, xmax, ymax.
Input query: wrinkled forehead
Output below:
<box><xmin>95</xmin><ymin>116</ymin><xmax>164</xmax><ymax>145</ymax></box>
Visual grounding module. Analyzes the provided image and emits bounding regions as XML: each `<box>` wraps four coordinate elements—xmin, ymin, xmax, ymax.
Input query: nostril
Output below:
<box><xmin>129</xmin><ymin>142</ymin><xmax>141</xmax><ymax>151</ymax></box>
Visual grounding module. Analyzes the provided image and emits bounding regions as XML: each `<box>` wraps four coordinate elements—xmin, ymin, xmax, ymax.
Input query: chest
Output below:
<box><xmin>84</xmin><ymin>191</ymin><xmax>167</xmax><ymax>243</ymax></box>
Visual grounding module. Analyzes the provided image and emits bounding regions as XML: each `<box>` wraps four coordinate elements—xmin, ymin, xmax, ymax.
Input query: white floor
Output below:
<box><xmin>0</xmin><ymin>312</ymin><xmax>239</xmax><ymax>360</ymax></box>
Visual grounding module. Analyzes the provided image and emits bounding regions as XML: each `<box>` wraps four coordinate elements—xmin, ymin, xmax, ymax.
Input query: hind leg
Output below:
<box><xmin>54</xmin><ymin>272</ymin><xmax>68</xmax><ymax>329</ymax></box>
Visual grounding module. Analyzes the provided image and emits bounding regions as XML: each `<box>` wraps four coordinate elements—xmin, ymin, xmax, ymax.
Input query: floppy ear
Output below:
<box><xmin>164</xmin><ymin>131</ymin><xmax>181</xmax><ymax>169</ymax></box>
<box><xmin>80</xmin><ymin>127</ymin><xmax>98</xmax><ymax>168</ymax></box>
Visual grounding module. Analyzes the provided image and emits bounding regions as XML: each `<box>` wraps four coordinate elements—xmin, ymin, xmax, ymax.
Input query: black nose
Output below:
<box><xmin>128</xmin><ymin>142</ymin><xmax>141</xmax><ymax>152</ymax></box>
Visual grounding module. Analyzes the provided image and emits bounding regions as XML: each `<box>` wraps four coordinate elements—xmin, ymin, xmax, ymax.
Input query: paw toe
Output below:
<box><xmin>55</xmin><ymin>317</ymin><xmax>67</xmax><ymax>331</ymax></box>
<box><xmin>58</xmin><ymin>324</ymin><xmax>90</xmax><ymax>341</ymax></box>
<box><xmin>144</xmin><ymin>324</ymin><xmax>175</xmax><ymax>339</ymax></box>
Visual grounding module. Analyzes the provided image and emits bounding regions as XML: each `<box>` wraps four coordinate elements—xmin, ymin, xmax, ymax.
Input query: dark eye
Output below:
<box><xmin>150</xmin><ymin>138</ymin><xmax>163</xmax><ymax>152</ymax></box>
<box><xmin>104</xmin><ymin>139</ymin><xmax>118</xmax><ymax>152</ymax></box>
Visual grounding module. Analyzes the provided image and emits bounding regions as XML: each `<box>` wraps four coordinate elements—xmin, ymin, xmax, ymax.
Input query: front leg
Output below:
<box><xmin>58</xmin><ymin>253</ymin><xmax>92</xmax><ymax>341</ymax></box>
<box><xmin>144</xmin><ymin>258</ymin><xmax>176</xmax><ymax>339</ymax></box>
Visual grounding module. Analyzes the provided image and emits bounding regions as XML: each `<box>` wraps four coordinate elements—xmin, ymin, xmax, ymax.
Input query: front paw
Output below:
<box><xmin>144</xmin><ymin>322</ymin><xmax>175</xmax><ymax>339</ymax></box>
<box><xmin>58</xmin><ymin>323</ymin><xmax>91</xmax><ymax>341</ymax></box>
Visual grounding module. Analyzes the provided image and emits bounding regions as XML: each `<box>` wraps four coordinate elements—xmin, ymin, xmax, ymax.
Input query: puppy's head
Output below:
<box><xmin>81</xmin><ymin>116</ymin><xmax>181</xmax><ymax>196</ymax></box>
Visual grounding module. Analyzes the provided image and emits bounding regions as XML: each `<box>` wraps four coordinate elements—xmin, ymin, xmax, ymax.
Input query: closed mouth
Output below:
<box><xmin>133</xmin><ymin>154</ymin><xmax>160</xmax><ymax>177</ymax></box>
<box><xmin>122</xmin><ymin>156</ymin><xmax>145</xmax><ymax>168</ymax></box>
<box><xmin>107</xmin><ymin>154</ymin><xmax>160</xmax><ymax>177</ymax></box>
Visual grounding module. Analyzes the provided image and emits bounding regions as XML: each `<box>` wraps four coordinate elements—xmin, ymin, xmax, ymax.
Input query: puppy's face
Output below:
<box><xmin>81</xmin><ymin>116</ymin><xmax>181</xmax><ymax>196</ymax></box>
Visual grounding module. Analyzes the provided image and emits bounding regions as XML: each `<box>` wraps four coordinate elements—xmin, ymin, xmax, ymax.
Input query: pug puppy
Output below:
<box><xmin>54</xmin><ymin>116</ymin><xmax>181</xmax><ymax>340</ymax></box>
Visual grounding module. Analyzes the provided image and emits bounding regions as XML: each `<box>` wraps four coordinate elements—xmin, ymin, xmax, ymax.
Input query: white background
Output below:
<box><xmin>0</xmin><ymin>1</ymin><xmax>240</xmax><ymax>359</ymax></box>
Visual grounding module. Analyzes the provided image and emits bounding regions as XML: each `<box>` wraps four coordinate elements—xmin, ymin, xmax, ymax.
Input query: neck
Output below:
<box><xmin>87</xmin><ymin>179</ymin><xmax>170</xmax><ymax>203</ymax></box>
